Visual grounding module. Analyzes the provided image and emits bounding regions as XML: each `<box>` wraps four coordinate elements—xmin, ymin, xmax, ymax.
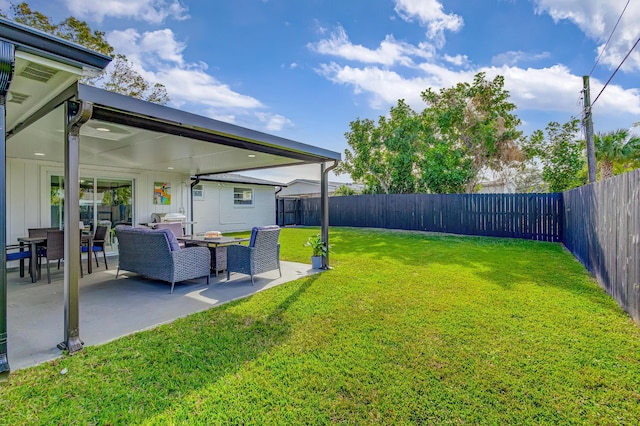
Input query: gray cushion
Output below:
<box><xmin>155</xmin><ymin>228</ymin><xmax>181</xmax><ymax>251</ymax></box>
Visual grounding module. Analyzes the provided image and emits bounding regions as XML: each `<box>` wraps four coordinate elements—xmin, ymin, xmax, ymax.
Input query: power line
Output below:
<box><xmin>592</xmin><ymin>36</ymin><xmax>640</xmax><ymax>106</ymax></box>
<box><xmin>589</xmin><ymin>0</ymin><xmax>631</xmax><ymax>76</ymax></box>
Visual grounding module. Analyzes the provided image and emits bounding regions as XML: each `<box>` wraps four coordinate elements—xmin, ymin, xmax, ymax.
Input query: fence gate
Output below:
<box><xmin>276</xmin><ymin>198</ymin><xmax>300</xmax><ymax>226</ymax></box>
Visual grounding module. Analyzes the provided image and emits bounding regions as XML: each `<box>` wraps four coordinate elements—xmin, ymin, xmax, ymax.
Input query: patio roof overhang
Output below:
<box><xmin>0</xmin><ymin>17</ymin><xmax>340</xmax><ymax>377</ymax></box>
<box><xmin>6</xmin><ymin>83</ymin><xmax>341</xmax><ymax>175</ymax></box>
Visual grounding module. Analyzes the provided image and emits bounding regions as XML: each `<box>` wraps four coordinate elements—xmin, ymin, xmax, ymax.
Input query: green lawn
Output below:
<box><xmin>1</xmin><ymin>227</ymin><xmax>639</xmax><ymax>424</ymax></box>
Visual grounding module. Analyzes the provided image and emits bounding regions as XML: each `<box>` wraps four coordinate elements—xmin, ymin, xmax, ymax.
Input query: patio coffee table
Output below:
<box><xmin>177</xmin><ymin>236</ymin><xmax>250</xmax><ymax>276</ymax></box>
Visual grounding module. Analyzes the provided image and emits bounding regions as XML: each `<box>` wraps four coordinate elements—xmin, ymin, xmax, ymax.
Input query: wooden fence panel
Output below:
<box><xmin>289</xmin><ymin>193</ymin><xmax>563</xmax><ymax>241</ymax></box>
<box><xmin>563</xmin><ymin>170</ymin><xmax>640</xmax><ymax>322</ymax></box>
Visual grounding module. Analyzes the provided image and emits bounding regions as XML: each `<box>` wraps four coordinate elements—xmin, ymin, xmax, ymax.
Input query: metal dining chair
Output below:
<box><xmin>39</xmin><ymin>230</ymin><xmax>65</xmax><ymax>283</ymax></box>
<box><xmin>6</xmin><ymin>244</ymin><xmax>33</xmax><ymax>278</ymax></box>
<box><xmin>81</xmin><ymin>225</ymin><xmax>108</xmax><ymax>270</ymax></box>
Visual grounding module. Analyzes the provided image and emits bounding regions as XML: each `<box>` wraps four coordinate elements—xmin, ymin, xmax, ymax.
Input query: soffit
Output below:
<box><xmin>6</xmin><ymin>105</ymin><xmax>308</xmax><ymax>174</ymax></box>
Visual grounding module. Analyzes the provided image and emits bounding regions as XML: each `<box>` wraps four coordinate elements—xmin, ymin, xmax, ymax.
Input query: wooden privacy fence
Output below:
<box><xmin>563</xmin><ymin>170</ymin><xmax>640</xmax><ymax>322</ymax></box>
<box><xmin>291</xmin><ymin>193</ymin><xmax>563</xmax><ymax>242</ymax></box>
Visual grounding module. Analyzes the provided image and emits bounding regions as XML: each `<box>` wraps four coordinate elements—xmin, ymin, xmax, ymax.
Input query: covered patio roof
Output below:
<box><xmin>7</xmin><ymin>83</ymin><xmax>340</xmax><ymax>175</ymax></box>
<box><xmin>1</xmin><ymin>17</ymin><xmax>339</xmax><ymax>378</ymax></box>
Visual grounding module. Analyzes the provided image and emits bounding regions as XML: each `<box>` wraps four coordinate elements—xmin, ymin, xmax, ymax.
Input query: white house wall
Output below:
<box><xmin>5</xmin><ymin>157</ymin><xmax>191</xmax><ymax>247</ymax></box>
<box><xmin>192</xmin><ymin>182</ymin><xmax>275</xmax><ymax>233</ymax></box>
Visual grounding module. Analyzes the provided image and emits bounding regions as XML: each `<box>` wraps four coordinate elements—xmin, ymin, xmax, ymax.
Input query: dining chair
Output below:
<box><xmin>6</xmin><ymin>244</ymin><xmax>33</xmax><ymax>278</ymax></box>
<box><xmin>40</xmin><ymin>230</ymin><xmax>65</xmax><ymax>284</ymax></box>
<box><xmin>82</xmin><ymin>225</ymin><xmax>108</xmax><ymax>270</ymax></box>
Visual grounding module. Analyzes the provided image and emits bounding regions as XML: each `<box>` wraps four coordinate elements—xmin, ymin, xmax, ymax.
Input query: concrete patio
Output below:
<box><xmin>6</xmin><ymin>257</ymin><xmax>319</xmax><ymax>371</ymax></box>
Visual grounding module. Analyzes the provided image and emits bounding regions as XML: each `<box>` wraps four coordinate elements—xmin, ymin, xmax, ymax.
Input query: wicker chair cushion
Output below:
<box><xmin>131</xmin><ymin>226</ymin><xmax>181</xmax><ymax>251</ymax></box>
<box><xmin>156</xmin><ymin>229</ymin><xmax>181</xmax><ymax>251</ymax></box>
<box><xmin>249</xmin><ymin>225</ymin><xmax>281</xmax><ymax>247</ymax></box>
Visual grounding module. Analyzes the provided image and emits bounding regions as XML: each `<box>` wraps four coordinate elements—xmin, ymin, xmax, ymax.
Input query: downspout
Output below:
<box><xmin>320</xmin><ymin>160</ymin><xmax>339</xmax><ymax>269</ymax></box>
<box><xmin>0</xmin><ymin>41</ymin><xmax>14</xmax><ymax>380</ymax></box>
<box><xmin>59</xmin><ymin>100</ymin><xmax>92</xmax><ymax>354</ymax></box>
<box><xmin>275</xmin><ymin>186</ymin><xmax>283</xmax><ymax>225</ymax></box>
<box><xmin>190</xmin><ymin>177</ymin><xmax>201</xmax><ymax>235</ymax></box>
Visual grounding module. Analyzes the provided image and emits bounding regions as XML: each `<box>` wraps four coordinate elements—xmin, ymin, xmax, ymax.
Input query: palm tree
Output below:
<box><xmin>594</xmin><ymin>129</ymin><xmax>640</xmax><ymax>180</ymax></box>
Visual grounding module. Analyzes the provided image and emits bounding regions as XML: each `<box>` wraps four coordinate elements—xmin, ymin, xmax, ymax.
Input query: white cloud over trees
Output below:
<box><xmin>310</xmin><ymin>0</ymin><xmax>640</xmax><ymax>124</ymax></box>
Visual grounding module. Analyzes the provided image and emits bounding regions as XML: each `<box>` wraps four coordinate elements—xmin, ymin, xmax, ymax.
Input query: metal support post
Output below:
<box><xmin>58</xmin><ymin>100</ymin><xmax>92</xmax><ymax>353</ymax></box>
<box><xmin>320</xmin><ymin>161</ymin><xmax>338</xmax><ymax>269</ymax></box>
<box><xmin>0</xmin><ymin>41</ymin><xmax>15</xmax><ymax>380</ymax></box>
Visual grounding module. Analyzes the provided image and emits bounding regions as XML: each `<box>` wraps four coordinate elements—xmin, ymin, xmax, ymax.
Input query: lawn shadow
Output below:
<box><xmin>1</xmin><ymin>273</ymin><xmax>320</xmax><ymax>423</ymax></box>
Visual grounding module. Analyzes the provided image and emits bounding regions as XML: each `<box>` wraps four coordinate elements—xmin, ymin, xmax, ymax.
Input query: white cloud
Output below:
<box><xmin>308</xmin><ymin>25</ymin><xmax>434</xmax><ymax>67</ymax></box>
<box><xmin>491</xmin><ymin>50</ymin><xmax>551</xmax><ymax>67</ymax></box>
<box><xmin>316</xmin><ymin>61</ymin><xmax>640</xmax><ymax>117</ymax></box>
<box><xmin>443</xmin><ymin>54</ymin><xmax>470</xmax><ymax>67</ymax></box>
<box><xmin>256</xmin><ymin>113</ymin><xmax>294</xmax><ymax>132</ymax></box>
<box><xmin>108</xmin><ymin>28</ymin><xmax>185</xmax><ymax>67</ymax></box>
<box><xmin>533</xmin><ymin>0</ymin><xmax>640</xmax><ymax>71</ymax></box>
<box><xmin>105</xmin><ymin>28</ymin><xmax>299</xmax><ymax>131</ymax></box>
<box><xmin>316</xmin><ymin>62</ymin><xmax>434</xmax><ymax>108</ymax></box>
<box><xmin>64</xmin><ymin>0</ymin><xmax>189</xmax><ymax>24</ymax></box>
<box><xmin>393</xmin><ymin>0</ymin><xmax>463</xmax><ymax>47</ymax></box>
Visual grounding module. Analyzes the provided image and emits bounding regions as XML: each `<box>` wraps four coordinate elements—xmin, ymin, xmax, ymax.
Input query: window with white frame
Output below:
<box><xmin>193</xmin><ymin>184</ymin><xmax>204</xmax><ymax>200</ymax></box>
<box><xmin>233</xmin><ymin>187</ymin><xmax>253</xmax><ymax>205</ymax></box>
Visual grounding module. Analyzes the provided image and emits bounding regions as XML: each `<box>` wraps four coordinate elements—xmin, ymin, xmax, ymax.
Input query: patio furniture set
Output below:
<box><xmin>113</xmin><ymin>225</ymin><xmax>282</xmax><ymax>293</ymax></box>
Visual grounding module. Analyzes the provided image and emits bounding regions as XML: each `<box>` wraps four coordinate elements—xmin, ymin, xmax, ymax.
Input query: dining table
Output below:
<box><xmin>177</xmin><ymin>235</ymin><xmax>250</xmax><ymax>276</ymax></box>
<box><xmin>17</xmin><ymin>234</ymin><xmax>94</xmax><ymax>283</ymax></box>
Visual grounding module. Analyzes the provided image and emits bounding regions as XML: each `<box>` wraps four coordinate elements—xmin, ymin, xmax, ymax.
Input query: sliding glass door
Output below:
<box><xmin>51</xmin><ymin>176</ymin><xmax>134</xmax><ymax>230</ymax></box>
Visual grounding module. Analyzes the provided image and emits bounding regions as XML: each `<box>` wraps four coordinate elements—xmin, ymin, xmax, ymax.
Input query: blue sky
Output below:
<box><xmin>7</xmin><ymin>0</ymin><xmax>640</xmax><ymax>183</ymax></box>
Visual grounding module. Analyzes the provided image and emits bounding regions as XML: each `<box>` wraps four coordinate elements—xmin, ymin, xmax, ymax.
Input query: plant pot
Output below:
<box><xmin>311</xmin><ymin>255</ymin><xmax>323</xmax><ymax>269</ymax></box>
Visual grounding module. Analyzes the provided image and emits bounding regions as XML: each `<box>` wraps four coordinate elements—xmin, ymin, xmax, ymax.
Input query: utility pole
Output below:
<box><xmin>583</xmin><ymin>76</ymin><xmax>597</xmax><ymax>184</ymax></box>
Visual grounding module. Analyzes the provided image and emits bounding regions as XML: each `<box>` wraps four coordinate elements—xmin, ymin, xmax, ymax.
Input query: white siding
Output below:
<box><xmin>192</xmin><ymin>182</ymin><xmax>275</xmax><ymax>233</ymax></box>
<box><xmin>6</xmin><ymin>157</ymin><xmax>191</xmax><ymax>245</ymax></box>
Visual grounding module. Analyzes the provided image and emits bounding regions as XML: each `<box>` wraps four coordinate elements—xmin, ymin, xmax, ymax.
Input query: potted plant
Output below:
<box><xmin>305</xmin><ymin>233</ymin><xmax>329</xmax><ymax>269</ymax></box>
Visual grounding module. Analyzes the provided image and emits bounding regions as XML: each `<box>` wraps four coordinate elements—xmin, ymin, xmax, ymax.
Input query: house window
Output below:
<box><xmin>193</xmin><ymin>184</ymin><xmax>204</xmax><ymax>200</ymax></box>
<box><xmin>234</xmin><ymin>187</ymin><xmax>253</xmax><ymax>205</ymax></box>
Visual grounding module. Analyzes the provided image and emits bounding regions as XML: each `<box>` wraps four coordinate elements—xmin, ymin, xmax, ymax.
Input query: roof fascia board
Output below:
<box><xmin>196</xmin><ymin>176</ymin><xmax>286</xmax><ymax>187</ymax></box>
<box><xmin>6</xmin><ymin>81</ymin><xmax>78</xmax><ymax>139</ymax></box>
<box><xmin>193</xmin><ymin>160</ymin><xmax>315</xmax><ymax>177</ymax></box>
<box><xmin>196</xmin><ymin>178</ymin><xmax>282</xmax><ymax>187</ymax></box>
<box><xmin>77</xmin><ymin>84</ymin><xmax>341</xmax><ymax>162</ymax></box>
<box><xmin>0</xmin><ymin>17</ymin><xmax>111</xmax><ymax>71</ymax></box>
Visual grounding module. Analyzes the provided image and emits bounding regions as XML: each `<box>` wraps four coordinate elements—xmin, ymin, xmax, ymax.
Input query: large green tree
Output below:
<box><xmin>2</xmin><ymin>2</ymin><xmax>169</xmax><ymax>105</ymax></box>
<box><xmin>338</xmin><ymin>72</ymin><xmax>524</xmax><ymax>194</ymax></box>
<box><xmin>594</xmin><ymin>129</ymin><xmax>640</xmax><ymax>180</ymax></box>
<box><xmin>523</xmin><ymin>119</ymin><xmax>585</xmax><ymax>192</ymax></box>
<box><xmin>336</xmin><ymin>99</ymin><xmax>422</xmax><ymax>194</ymax></box>
<box><xmin>420</xmin><ymin>72</ymin><xmax>524</xmax><ymax>193</ymax></box>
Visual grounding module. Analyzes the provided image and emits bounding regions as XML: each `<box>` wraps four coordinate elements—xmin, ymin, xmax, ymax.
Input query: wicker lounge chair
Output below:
<box><xmin>226</xmin><ymin>225</ymin><xmax>281</xmax><ymax>285</ymax></box>
<box><xmin>114</xmin><ymin>225</ymin><xmax>210</xmax><ymax>293</ymax></box>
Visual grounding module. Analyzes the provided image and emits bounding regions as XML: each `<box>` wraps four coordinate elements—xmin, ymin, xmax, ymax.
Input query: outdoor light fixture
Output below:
<box><xmin>95</xmin><ymin>127</ymin><xmax>110</xmax><ymax>132</ymax></box>
<box><xmin>167</xmin><ymin>167</ymin><xmax>174</xmax><ymax>170</ymax></box>
<box><xmin>248</xmin><ymin>154</ymin><xmax>256</xmax><ymax>158</ymax></box>
<box><xmin>34</xmin><ymin>152</ymin><xmax>45</xmax><ymax>156</ymax></box>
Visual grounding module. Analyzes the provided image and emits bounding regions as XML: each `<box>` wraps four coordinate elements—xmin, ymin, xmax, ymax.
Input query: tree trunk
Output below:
<box><xmin>600</xmin><ymin>161</ymin><xmax>614</xmax><ymax>180</ymax></box>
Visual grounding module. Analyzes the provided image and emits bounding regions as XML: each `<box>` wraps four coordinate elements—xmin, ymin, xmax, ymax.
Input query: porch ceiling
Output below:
<box><xmin>6</xmin><ymin>84</ymin><xmax>340</xmax><ymax>175</ymax></box>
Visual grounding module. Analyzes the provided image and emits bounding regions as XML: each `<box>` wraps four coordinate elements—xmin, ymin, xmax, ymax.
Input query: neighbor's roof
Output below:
<box><xmin>284</xmin><ymin>179</ymin><xmax>356</xmax><ymax>187</ymax></box>
<box><xmin>197</xmin><ymin>173</ymin><xmax>286</xmax><ymax>187</ymax></box>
